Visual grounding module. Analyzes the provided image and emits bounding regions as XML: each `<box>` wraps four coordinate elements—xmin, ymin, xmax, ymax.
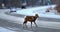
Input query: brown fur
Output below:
<box><xmin>23</xmin><ymin>14</ymin><xmax>39</xmax><ymax>28</ymax></box>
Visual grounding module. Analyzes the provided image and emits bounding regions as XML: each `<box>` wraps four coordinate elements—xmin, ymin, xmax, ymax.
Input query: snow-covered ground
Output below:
<box><xmin>16</xmin><ymin>5</ymin><xmax>60</xmax><ymax>19</ymax></box>
<box><xmin>0</xmin><ymin>27</ymin><xmax>33</xmax><ymax>32</ymax></box>
<box><xmin>17</xmin><ymin>5</ymin><xmax>56</xmax><ymax>15</ymax></box>
<box><xmin>0</xmin><ymin>27</ymin><xmax>16</xmax><ymax>32</ymax></box>
<box><xmin>0</xmin><ymin>5</ymin><xmax>60</xmax><ymax>32</ymax></box>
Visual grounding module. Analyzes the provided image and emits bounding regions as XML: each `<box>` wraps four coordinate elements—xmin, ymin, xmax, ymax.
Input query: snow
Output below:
<box><xmin>1</xmin><ymin>6</ymin><xmax>60</xmax><ymax>32</ymax></box>
<box><xmin>16</xmin><ymin>5</ymin><xmax>60</xmax><ymax>19</ymax></box>
<box><xmin>0</xmin><ymin>27</ymin><xmax>33</xmax><ymax>32</ymax></box>
<box><xmin>0</xmin><ymin>27</ymin><xmax>16</xmax><ymax>32</ymax></box>
<box><xmin>0</xmin><ymin>6</ymin><xmax>60</xmax><ymax>32</ymax></box>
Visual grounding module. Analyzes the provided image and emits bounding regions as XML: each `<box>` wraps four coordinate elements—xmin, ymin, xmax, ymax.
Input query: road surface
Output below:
<box><xmin>0</xmin><ymin>9</ymin><xmax>60</xmax><ymax>32</ymax></box>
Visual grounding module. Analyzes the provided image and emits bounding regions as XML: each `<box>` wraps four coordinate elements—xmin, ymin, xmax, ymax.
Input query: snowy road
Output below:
<box><xmin>0</xmin><ymin>6</ymin><xmax>60</xmax><ymax>32</ymax></box>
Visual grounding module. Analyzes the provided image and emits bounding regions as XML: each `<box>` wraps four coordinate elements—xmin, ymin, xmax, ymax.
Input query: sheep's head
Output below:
<box><xmin>35</xmin><ymin>14</ymin><xmax>39</xmax><ymax>18</ymax></box>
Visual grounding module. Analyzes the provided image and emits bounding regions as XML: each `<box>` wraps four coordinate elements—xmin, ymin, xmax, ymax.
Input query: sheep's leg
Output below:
<box><xmin>34</xmin><ymin>22</ymin><xmax>38</xmax><ymax>27</ymax></box>
<box><xmin>23</xmin><ymin>23</ymin><xmax>24</xmax><ymax>28</ymax></box>
<box><xmin>31</xmin><ymin>22</ymin><xmax>32</xmax><ymax>28</ymax></box>
<box><xmin>23</xmin><ymin>21</ymin><xmax>27</xmax><ymax>28</ymax></box>
<box><xmin>23</xmin><ymin>23</ymin><xmax>25</xmax><ymax>28</ymax></box>
<box><xmin>25</xmin><ymin>23</ymin><xmax>27</xmax><ymax>28</ymax></box>
<box><xmin>23</xmin><ymin>23</ymin><xmax>28</xmax><ymax>28</ymax></box>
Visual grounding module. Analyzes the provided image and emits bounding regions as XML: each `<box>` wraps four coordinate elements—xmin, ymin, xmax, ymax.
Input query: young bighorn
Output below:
<box><xmin>23</xmin><ymin>14</ymin><xmax>39</xmax><ymax>28</ymax></box>
<box><xmin>46</xmin><ymin>7</ymin><xmax>57</xmax><ymax>14</ymax></box>
<box><xmin>46</xmin><ymin>7</ymin><xmax>52</xmax><ymax>12</ymax></box>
